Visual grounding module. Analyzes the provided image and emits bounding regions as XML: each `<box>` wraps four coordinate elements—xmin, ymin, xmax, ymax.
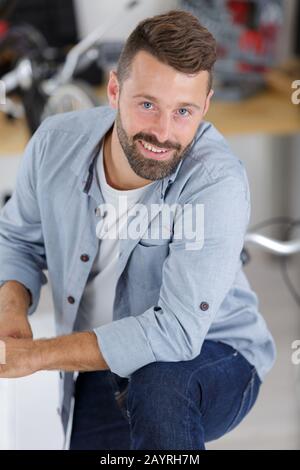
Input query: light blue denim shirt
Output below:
<box><xmin>0</xmin><ymin>106</ymin><xmax>276</xmax><ymax>430</ymax></box>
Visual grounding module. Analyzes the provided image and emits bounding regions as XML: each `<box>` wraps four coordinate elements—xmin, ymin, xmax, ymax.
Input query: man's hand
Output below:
<box><xmin>0</xmin><ymin>332</ymin><xmax>109</xmax><ymax>378</ymax></box>
<box><xmin>0</xmin><ymin>337</ymin><xmax>38</xmax><ymax>378</ymax></box>
<box><xmin>0</xmin><ymin>310</ymin><xmax>33</xmax><ymax>339</ymax></box>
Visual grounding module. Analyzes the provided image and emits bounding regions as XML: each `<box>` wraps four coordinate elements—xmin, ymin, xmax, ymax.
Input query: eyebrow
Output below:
<box><xmin>132</xmin><ymin>94</ymin><xmax>202</xmax><ymax>111</ymax></box>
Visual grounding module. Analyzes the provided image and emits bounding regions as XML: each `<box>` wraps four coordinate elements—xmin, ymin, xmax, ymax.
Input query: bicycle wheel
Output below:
<box><xmin>41</xmin><ymin>80</ymin><xmax>102</xmax><ymax>121</ymax></box>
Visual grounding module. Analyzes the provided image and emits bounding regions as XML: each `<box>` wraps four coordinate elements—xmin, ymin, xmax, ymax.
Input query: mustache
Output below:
<box><xmin>133</xmin><ymin>132</ymin><xmax>181</xmax><ymax>151</ymax></box>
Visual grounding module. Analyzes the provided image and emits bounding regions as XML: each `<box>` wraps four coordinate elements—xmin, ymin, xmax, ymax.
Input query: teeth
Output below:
<box><xmin>141</xmin><ymin>141</ymin><xmax>168</xmax><ymax>153</ymax></box>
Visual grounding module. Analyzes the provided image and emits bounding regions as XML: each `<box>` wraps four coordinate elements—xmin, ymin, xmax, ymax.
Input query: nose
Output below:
<box><xmin>149</xmin><ymin>111</ymin><xmax>172</xmax><ymax>145</ymax></box>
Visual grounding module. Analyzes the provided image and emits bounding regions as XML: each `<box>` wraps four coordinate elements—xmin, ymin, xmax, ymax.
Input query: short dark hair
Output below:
<box><xmin>116</xmin><ymin>9</ymin><xmax>217</xmax><ymax>92</ymax></box>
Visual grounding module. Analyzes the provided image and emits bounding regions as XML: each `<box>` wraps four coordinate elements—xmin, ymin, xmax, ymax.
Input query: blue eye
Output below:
<box><xmin>143</xmin><ymin>102</ymin><xmax>153</xmax><ymax>110</ymax></box>
<box><xmin>178</xmin><ymin>108</ymin><xmax>189</xmax><ymax>116</ymax></box>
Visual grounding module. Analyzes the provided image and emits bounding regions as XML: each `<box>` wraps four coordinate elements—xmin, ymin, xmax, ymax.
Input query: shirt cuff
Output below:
<box><xmin>93</xmin><ymin>313</ymin><xmax>156</xmax><ymax>378</ymax></box>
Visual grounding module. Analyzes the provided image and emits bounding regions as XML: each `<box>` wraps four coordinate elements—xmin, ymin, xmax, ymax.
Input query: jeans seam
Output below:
<box><xmin>187</xmin><ymin>390</ymin><xmax>205</xmax><ymax>449</ymax></box>
<box><xmin>187</xmin><ymin>395</ymin><xmax>193</xmax><ymax>449</ymax></box>
<box><xmin>224</xmin><ymin>367</ymin><xmax>257</xmax><ymax>434</ymax></box>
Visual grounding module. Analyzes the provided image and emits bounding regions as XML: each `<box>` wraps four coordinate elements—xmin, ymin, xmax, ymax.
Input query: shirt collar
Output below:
<box><xmin>70</xmin><ymin>106</ymin><xmax>117</xmax><ymax>180</ymax></box>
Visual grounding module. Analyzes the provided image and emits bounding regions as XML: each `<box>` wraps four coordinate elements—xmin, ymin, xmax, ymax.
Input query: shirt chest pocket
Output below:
<box><xmin>138</xmin><ymin>215</ymin><xmax>173</xmax><ymax>247</ymax></box>
<box><xmin>128</xmin><ymin>238</ymin><xmax>170</xmax><ymax>290</ymax></box>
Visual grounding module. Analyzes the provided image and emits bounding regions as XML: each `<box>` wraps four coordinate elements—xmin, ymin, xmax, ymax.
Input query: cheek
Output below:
<box><xmin>173</xmin><ymin>121</ymin><xmax>198</xmax><ymax>147</ymax></box>
<box><xmin>128</xmin><ymin>109</ymin><xmax>156</xmax><ymax>135</ymax></box>
<box><xmin>126</xmin><ymin>110</ymin><xmax>150</xmax><ymax>132</ymax></box>
<box><xmin>135</xmin><ymin>108</ymin><xmax>156</xmax><ymax>125</ymax></box>
<box><xmin>119</xmin><ymin>112</ymin><xmax>139</xmax><ymax>140</ymax></box>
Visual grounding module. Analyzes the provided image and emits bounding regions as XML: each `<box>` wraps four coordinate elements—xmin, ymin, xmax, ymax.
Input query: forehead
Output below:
<box><xmin>122</xmin><ymin>50</ymin><xmax>209</xmax><ymax>102</ymax></box>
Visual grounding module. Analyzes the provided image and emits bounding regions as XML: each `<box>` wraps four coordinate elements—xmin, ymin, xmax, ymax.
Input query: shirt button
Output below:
<box><xmin>94</xmin><ymin>207</ymin><xmax>101</xmax><ymax>217</ymax></box>
<box><xmin>67</xmin><ymin>296</ymin><xmax>75</xmax><ymax>304</ymax></box>
<box><xmin>199</xmin><ymin>302</ymin><xmax>209</xmax><ymax>311</ymax></box>
<box><xmin>80</xmin><ymin>254</ymin><xmax>89</xmax><ymax>262</ymax></box>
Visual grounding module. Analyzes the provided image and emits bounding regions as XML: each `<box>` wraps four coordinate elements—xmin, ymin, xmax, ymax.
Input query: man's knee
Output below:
<box><xmin>127</xmin><ymin>361</ymin><xmax>200</xmax><ymax>415</ymax></box>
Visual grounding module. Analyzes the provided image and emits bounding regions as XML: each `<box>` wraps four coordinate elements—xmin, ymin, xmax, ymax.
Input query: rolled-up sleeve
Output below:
<box><xmin>94</xmin><ymin>172</ymin><xmax>250</xmax><ymax>378</ymax></box>
<box><xmin>0</xmin><ymin>130</ymin><xmax>48</xmax><ymax>315</ymax></box>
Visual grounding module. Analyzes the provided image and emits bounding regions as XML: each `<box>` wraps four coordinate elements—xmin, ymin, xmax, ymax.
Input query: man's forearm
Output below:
<box><xmin>35</xmin><ymin>331</ymin><xmax>109</xmax><ymax>372</ymax></box>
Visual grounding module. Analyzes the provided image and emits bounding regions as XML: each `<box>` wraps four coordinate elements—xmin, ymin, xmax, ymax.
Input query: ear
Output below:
<box><xmin>202</xmin><ymin>89</ymin><xmax>214</xmax><ymax>118</ymax></box>
<box><xmin>107</xmin><ymin>70</ymin><xmax>120</xmax><ymax>109</ymax></box>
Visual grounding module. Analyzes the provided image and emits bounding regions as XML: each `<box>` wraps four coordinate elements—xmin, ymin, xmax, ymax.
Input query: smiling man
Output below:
<box><xmin>0</xmin><ymin>10</ymin><xmax>276</xmax><ymax>450</ymax></box>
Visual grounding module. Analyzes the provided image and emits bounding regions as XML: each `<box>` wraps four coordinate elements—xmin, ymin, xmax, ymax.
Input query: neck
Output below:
<box><xmin>103</xmin><ymin>124</ymin><xmax>153</xmax><ymax>190</ymax></box>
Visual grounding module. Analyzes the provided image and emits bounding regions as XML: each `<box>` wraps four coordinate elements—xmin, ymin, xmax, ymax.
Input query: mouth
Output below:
<box><xmin>137</xmin><ymin>140</ymin><xmax>174</xmax><ymax>160</ymax></box>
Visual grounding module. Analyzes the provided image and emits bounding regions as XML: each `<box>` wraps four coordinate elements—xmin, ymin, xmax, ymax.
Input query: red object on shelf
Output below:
<box><xmin>239</xmin><ymin>29</ymin><xmax>265</xmax><ymax>55</ymax></box>
<box><xmin>227</xmin><ymin>0</ymin><xmax>251</xmax><ymax>25</ymax></box>
<box><xmin>238</xmin><ymin>62</ymin><xmax>266</xmax><ymax>73</ymax></box>
<box><xmin>0</xmin><ymin>20</ymin><xmax>8</xmax><ymax>38</ymax></box>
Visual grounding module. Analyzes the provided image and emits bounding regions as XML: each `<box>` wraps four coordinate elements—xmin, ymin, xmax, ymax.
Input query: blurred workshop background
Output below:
<box><xmin>0</xmin><ymin>0</ymin><xmax>299</xmax><ymax>450</ymax></box>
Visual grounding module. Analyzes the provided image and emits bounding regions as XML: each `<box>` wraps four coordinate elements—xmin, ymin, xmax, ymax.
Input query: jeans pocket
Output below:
<box><xmin>225</xmin><ymin>367</ymin><xmax>260</xmax><ymax>434</ymax></box>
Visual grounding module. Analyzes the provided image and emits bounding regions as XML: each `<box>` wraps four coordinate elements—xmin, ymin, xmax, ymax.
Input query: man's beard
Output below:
<box><xmin>116</xmin><ymin>111</ymin><xmax>194</xmax><ymax>181</ymax></box>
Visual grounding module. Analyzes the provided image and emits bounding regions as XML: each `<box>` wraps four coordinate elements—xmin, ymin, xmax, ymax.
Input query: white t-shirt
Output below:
<box><xmin>76</xmin><ymin>142</ymin><xmax>154</xmax><ymax>331</ymax></box>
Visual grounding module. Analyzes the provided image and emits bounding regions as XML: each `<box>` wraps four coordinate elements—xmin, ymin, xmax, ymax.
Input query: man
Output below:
<box><xmin>0</xmin><ymin>10</ymin><xmax>275</xmax><ymax>450</ymax></box>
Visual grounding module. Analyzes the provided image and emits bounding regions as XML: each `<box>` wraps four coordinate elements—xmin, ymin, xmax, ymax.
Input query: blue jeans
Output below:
<box><xmin>69</xmin><ymin>340</ymin><xmax>261</xmax><ymax>450</ymax></box>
